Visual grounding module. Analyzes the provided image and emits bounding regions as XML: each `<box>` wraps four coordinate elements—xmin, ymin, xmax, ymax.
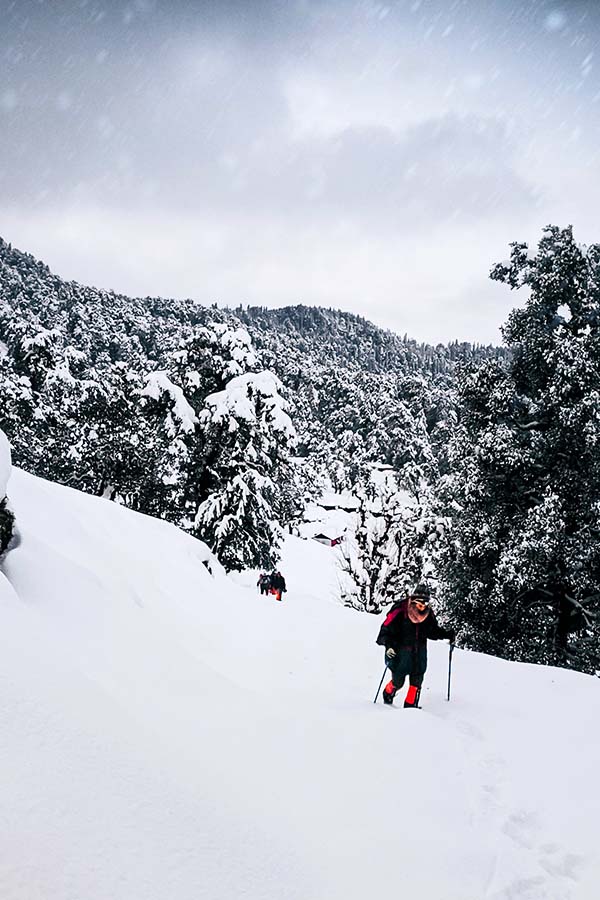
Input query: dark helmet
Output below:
<box><xmin>412</xmin><ymin>583</ymin><xmax>431</xmax><ymax>600</ymax></box>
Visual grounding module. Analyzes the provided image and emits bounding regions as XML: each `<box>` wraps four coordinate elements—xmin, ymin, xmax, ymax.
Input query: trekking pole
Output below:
<box><xmin>447</xmin><ymin>643</ymin><xmax>455</xmax><ymax>702</ymax></box>
<box><xmin>373</xmin><ymin>667</ymin><xmax>387</xmax><ymax>704</ymax></box>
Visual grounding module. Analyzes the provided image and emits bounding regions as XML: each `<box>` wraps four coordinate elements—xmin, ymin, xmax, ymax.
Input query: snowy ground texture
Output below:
<box><xmin>1</xmin><ymin>468</ymin><xmax>599</xmax><ymax>900</ymax></box>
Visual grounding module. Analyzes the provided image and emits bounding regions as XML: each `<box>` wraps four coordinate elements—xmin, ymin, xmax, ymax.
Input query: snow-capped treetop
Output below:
<box><xmin>213</xmin><ymin>324</ymin><xmax>257</xmax><ymax>379</ymax></box>
<box><xmin>20</xmin><ymin>326</ymin><xmax>62</xmax><ymax>354</ymax></box>
<box><xmin>0</xmin><ymin>428</ymin><xmax>11</xmax><ymax>498</ymax></box>
<box><xmin>203</xmin><ymin>371</ymin><xmax>294</xmax><ymax>438</ymax></box>
<box><xmin>140</xmin><ymin>371</ymin><xmax>198</xmax><ymax>434</ymax></box>
<box><xmin>168</xmin><ymin>323</ymin><xmax>259</xmax><ymax>411</ymax></box>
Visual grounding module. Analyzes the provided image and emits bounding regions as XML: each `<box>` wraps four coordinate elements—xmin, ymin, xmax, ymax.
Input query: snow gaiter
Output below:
<box><xmin>405</xmin><ymin>685</ymin><xmax>418</xmax><ymax>707</ymax></box>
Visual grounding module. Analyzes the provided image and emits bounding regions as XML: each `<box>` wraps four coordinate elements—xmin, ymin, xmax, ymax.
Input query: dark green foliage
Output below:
<box><xmin>236</xmin><ymin>304</ymin><xmax>508</xmax><ymax>376</ymax></box>
<box><xmin>0</xmin><ymin>498</ymin><xmax>14</xmax><ymax>554</ymax></box>
<box><xmin>437</xmin><ymin>226</ymin><xmax>600</xmax><ymax>673</ymax></box>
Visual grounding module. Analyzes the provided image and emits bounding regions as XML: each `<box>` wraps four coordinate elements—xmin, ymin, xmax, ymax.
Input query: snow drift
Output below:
<box><xmin>1</xmin><ymin>467</ymin><xmax>599</xmax><ymax>900</ymax></box>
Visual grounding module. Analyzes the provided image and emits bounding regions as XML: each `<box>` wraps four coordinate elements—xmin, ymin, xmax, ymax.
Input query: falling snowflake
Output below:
<box><xmin>544</xmin><ymin>9</ymin><xmax>567</xmax><ymax>32</ymax></box>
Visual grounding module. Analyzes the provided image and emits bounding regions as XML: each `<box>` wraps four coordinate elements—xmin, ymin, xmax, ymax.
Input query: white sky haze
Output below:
<box><xmin>2</xmin><ymin>0</ymin><xmax>600</xmax><ymax>343</ymax></box>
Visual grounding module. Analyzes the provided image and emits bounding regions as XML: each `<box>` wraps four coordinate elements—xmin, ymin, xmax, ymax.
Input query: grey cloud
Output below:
<box><xmin>0</xmin><ymin>0</ymin><xmax>590</xmax><ymax>227</ymax></box>
<box><xmin>255</xmin><ymin>117</ymin><xmax>537</xmax><ymax>230</ymax></box>
<box><xmin>0</xmin><ymin>44</ymin><xmax>285</xmax><ymax>205</ymax></box>
<box><xmin>1</xmin><ymin>77</ymin><xmax>537</xmax><ymax>235</ymax></box>
<box><xmin>0</xmin><ymin>0</ymin><xmax>297</xmax><ymax>207</ymax></box>
<box><xmin>1</xmin><ymin>0</ymin><xmax>599</xmax><ymax>344</ymax></box>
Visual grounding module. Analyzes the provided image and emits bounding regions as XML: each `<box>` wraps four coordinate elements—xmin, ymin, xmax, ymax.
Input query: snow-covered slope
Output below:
<box><xmin>1</xmin><ymin>468</ymin><xmax>599</xmax><ymax>900</ymax></box>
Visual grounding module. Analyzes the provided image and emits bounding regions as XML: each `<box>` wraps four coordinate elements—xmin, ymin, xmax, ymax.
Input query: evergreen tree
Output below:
<box><xmin>338</xmin><ymin>465</ymin><xmax>446</xmax><ymax>614</ymax></box>
<box><xmin>437</xmin><ymin>226</ymin><xmax>600</xmax><ymax>673</ymax></box>
<box><xmin>194</xmin><ymin>371</ymin><xmax>295</xmax><ymax>571</ymax></box>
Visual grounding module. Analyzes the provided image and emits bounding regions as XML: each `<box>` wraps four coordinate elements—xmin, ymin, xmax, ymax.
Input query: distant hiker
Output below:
<box><xmin>270</xmin><ymin>570</ymin><xmax>287</xmax><ymax>602</ymax></box>
<box><xmin>375</xmin><ymin>583</ymin><xmax>455</xmax><ymax>708</ymax></box>
<box><xmin>257</xmin><ymin>573</ymin><xmax>271</xmax><ymax>596</ymax></box>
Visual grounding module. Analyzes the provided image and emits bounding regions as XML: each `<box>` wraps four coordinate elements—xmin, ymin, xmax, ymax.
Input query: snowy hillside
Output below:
<box><xmin>1</xmin><ymin>468</ymin><xmax>599</xmax><ymax>900</ymax></box>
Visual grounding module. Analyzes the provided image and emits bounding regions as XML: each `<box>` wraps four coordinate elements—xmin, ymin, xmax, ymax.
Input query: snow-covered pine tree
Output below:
<box><xmin>337</xmin><ymin>474</ymin><xmax>404</xmax><ymax>614</ymax></box>
<box><xmin>170</xmin><ymin>323</ymin><xmax>257</xmax><ymax>408</ymax></box>
<box><xmin>133</xmin><ymin>368</ymin><xmax>197</xmax><ymax>519</ymax></box>
<box><xmin>167</xmin><ymin>324</ymin><xmax>262</xmax><ymax>524</ymax></box>
<box><xmin>67</xmin><ymin>364</ymin><xmax>146</xmax><ymax>505</ymax></box>
<box><xmin>0</xmin><ymin>350</ymin><xmax>37</xmax><ymax>472</ymax></box>
<box><xmin>194</xmin><ymin>370</ymin><xmax>295</xmax><ymax>571</ymax></box>
<box><xmin>336</xmin><ymin>367</ymin><xmax>449</xmax><ymax>612</ymax></box>
<box><xmin>338</xmin><ymin>471</ymin><xmax>447</xmax><ymax>613</ymax></box>
<box><xmin>437</xmin><ymin>226</ymin><xmax>600</xmax><ymax>673</ymax></box>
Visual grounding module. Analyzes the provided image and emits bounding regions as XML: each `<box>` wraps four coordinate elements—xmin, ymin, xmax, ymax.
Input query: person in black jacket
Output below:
<box><xmin>376</xmin><ymin>583</ymin><xmax>455</xmax><ymax>708</ymax></box>
<box><xmin>257</xmin><ymin>573</ymin><xmax>271</xmax><ymax>596</ymax></box>
<box><xmin>270</xmin><ymin>570</ymin><xmax>287</xmax><ymax>602</ymax></box>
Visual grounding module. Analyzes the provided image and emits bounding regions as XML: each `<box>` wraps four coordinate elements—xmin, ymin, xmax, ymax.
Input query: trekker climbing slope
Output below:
<box><xmin>257</xmin><ymin>573</ymin><xmax>271</xmax><ymax>596</ymax></box>
<box><xmin>376</xmin><ymin>583</ymin><xmax>455</xmax><ymax>708</ymax></box>
<box><xmin>270</xmin><ymin>570</ymin><xmax>287</xmax><ymax>602</ymax></box>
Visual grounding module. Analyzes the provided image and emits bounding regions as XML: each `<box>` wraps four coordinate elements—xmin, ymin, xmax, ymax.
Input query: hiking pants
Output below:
<box><xmin>386</xmin><ymin>647</ymin><xmax>427</xmax><ymax>690</ymax></box>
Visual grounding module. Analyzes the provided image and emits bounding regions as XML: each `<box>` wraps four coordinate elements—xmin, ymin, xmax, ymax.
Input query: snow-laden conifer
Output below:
<box><xmin>194</xmin><ymin>371</ymin><xmax>294</xmax><ymax>570</ymax></box>
<box><xmin>437</xmin><ymin>226</ymin><xmax>600</xmax><ymax>673</ymax></box>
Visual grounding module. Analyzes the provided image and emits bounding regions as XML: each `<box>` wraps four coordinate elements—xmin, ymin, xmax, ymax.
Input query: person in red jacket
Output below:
<box><xmin>376</xmin><ymin>583</ymin><xmax>455</xmax><ymax>708</ymax></box>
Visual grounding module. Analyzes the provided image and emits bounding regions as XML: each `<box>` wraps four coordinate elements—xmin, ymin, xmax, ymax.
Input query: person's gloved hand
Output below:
<box><xmin>447</xmin><ymin>628</ymin><xmax>456</xmax><ymax>644</ymax></box>
<box><xmin>385</xmin><ymin>647</ymin><xmax>396</xmax><ymax>660</ymax></box>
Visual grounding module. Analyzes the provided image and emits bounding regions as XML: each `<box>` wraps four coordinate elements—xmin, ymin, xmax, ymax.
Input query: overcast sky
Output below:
<box><xmin>2</xmin><ymin>0</ymin><xmax>600</xmax><ymax>344</ymax></box>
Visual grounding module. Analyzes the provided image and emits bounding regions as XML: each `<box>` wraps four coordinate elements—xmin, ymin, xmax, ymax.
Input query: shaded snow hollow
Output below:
<box><xmin>1</xmin><ymin>468</ymin><xmax>599</xmax><ymax>900</ymax></box>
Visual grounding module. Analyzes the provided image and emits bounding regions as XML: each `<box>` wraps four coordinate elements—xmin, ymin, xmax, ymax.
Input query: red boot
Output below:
<box><xmin>382</xmin><ymin>680</ymin><xmax>397</xmax><ymax>705</ymax></box>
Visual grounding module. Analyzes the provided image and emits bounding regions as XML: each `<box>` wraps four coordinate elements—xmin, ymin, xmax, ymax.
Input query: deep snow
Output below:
<box><xmin>1</xmin><ymin>467</ymin><xmax>599</xmax><ymax>900</ymax></box>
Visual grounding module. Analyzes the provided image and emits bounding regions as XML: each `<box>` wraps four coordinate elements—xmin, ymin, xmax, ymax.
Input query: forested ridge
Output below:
<box><xmin>2</xmin><ymin>227</ymin><xmax>600</xmax><ymax>674</ymax></box>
